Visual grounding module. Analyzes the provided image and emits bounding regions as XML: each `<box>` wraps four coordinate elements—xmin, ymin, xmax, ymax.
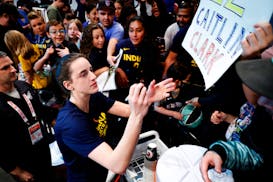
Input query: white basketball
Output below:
<box><xmin>156</xmin><ymin>145</ymin><xmax>207</xmax><ymax>182</ymax></box>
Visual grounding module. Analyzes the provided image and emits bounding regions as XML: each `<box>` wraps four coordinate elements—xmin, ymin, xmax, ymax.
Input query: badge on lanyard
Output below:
<box><xmin>28</xmin><ymin>121</ymin><xmax>43</xmax><ymax>145</ymax></box>
<box><xmin>7</xmin><ymin>93</ymin><xmax>44</xmax><ymax>145</ymax></box>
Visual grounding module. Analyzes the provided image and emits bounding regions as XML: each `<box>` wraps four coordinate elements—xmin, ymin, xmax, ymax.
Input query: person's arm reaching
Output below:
<box><xmin>88</xmin><ymin>83</ymin><xmax>149</xmax><ymax>173</ymax></box>
<box><xmin>200</xmin><ymin>140</ymin><xmax>263</xmax><ymax>182</ymax></box>
<box><xmin>107</xmin><ymin>38</ymin><xmax>119</xmax><ymax>66</ymax></box>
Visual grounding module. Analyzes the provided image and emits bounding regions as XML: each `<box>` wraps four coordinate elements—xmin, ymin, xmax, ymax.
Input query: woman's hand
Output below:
<box><xmin>76</xmin><ymin>31</ymin><xmax>82</xmax><ymax>39</ymax></box>
<box><xmin>128</xmin><ymin>83</ymin><xmax>149</xmax><ymax>119</ymax></box>
<box><xmin>210</xmin><ymin>110</ymin><xmax>227</xmax><ymax>124</ymax></box>
<box><xmin>147</xmin><ymin>78</ymin><xmax>176</xmax><ymax>104</ymax></box>
<box><xmin>56</xmin><ymin>47</ymin><xmax>70</xmax><ymax>58</ymax></box>
<box><xmin>10</xmin><ymin>166</ymin><xmax>34</xmax><ymax>182</ymax></box>
<box><xmin>107</xmin><ymin>55</ymin><xmax>116</xmax><ymax>66</ymax></box>
<box><xmin>44</xmin><ymin>46</ymin><xmax>54</xmax><ymax>58</ymax></box>
<box><xmin>200</xmin><ymin>150</ymin><xmax>223</xmax><ymax>182</ymax></box>
<box><xmin>211</xmin><ymin>110</ymin><xmax>237</xmax><ymax>124</ymax></box>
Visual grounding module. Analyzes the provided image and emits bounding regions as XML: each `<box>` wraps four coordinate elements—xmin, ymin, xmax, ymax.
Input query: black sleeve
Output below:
<box><xmin>67</xmin><ymin>42</ymin><xmax>80</xmax><ymax>53</ymax></box>
<box><xmin>170</xmin><ymin>26</ymin><xmax>189</xmax><ymax>53</ymax></box>
<box><xmin>0</xmin><ymin>108</ymin><xmax>18</xmax><ymax>173</ymax></box>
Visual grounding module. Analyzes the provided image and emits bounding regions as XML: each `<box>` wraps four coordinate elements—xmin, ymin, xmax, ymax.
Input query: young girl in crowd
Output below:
<box><xmin>4</xmin><ymin>30</ymin><xmax>53</xmax><ymax>90</ymax></box>
<box><xmin>82</xmin><ymin>3</ymin><xmax>98</xmax><ymax>28</ymax></box>
<box><xmin>109</xmin><ymin>16</ymin><xmax>163</xmax><ymax>135</ymax></box>
<box><xmin>114</xmin><ymin>16</ymin><xmax>162</xmax><ymax>97</ymax></box>
<box><xmin>80</xmin><ymin>23</ymin><xmax>109</xmax><ymax>76</ymax></box>
<box><xmin>114</xmin><ymin>0</ymin><xmax>123</xmax><ymax>22</ymax></box>
<box><xmin>66</xmin><ymin>18</ymin><xmax>83</xmax><ymax>49</ymax></box>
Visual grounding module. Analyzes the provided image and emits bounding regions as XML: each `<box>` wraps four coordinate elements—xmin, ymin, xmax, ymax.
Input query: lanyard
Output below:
<box><xmin>7</xmin><ymin>93</ymin><xmax>37</xmax><ymax>125</ymax></box>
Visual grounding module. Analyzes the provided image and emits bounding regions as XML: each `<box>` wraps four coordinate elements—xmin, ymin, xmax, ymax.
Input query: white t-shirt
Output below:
<box><xmin>164</xmin><ymin>22</ymin><xmax>180</xmax><ymax>51</ymax></box>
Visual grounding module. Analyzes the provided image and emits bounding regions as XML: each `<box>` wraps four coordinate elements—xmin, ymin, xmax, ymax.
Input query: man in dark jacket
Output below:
<box><xmin>0</xmin><ymin>51</ymin><xmax>56</xmax><ymax>182</ymax></box>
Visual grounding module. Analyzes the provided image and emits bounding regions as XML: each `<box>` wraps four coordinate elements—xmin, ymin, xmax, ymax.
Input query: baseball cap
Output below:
<box><xmin>235</xmin><ymin>58</ymin><xmax>273</xmax><ymax>99</ymax></box>
<box><xmin>178</xmin><ymin>104</ymin><xmax>203</xmax><ymax>128</ymax></box>
<box><xmin>96</xmin><ymin>0</ymin><xmax>115</xmax><ymax>13</ymax></box>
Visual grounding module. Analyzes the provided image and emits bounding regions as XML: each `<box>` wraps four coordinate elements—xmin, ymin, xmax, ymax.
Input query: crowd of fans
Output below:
<box><xmin>0</xmin><ymin>0</ymin><xmax>272</xmax><ymax>181</ymax></box>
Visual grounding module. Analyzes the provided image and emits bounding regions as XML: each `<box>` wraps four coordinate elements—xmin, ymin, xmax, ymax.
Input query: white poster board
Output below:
<box><xmin>33</xmin><ymin>7</ymin><xmax>49</xmax><ymax>23</ymax></box>
<box><xmin>182</xmin><ymin>0</ymin><xmax>273</xmax><ymax>90</ymax></box>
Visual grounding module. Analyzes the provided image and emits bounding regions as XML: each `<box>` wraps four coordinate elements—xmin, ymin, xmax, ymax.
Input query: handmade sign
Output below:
<box><xmin>182</xmin><ymin>0</ymin><xmax>273</xmax><ymax>89</ymax></box>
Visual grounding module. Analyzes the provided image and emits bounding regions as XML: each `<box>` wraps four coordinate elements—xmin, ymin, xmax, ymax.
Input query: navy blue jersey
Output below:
<box><xmin>54</xmin><ymin>92</ymin><xmax>115</xmax><ymax>182</ymax></box>
<box><xmin>116</xmin><ymin>38</ymin><xmax>162</xmax><ymax>86</ymax></box>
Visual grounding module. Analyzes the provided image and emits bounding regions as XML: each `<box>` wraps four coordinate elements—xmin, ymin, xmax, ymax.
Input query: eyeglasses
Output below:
<box><xmin>49</xmin><ymin>29</ymin><xmax>65</xmax><ymax>35</ymax></box>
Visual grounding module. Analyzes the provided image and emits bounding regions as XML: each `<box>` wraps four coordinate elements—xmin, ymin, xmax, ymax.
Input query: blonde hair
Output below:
<box><xmin>4</xmin><ymin>30</ymin><xmax>37</xmax><ymax>66</ymax></box>
<box><xmin>67</xmin><ymin>18</ymin><xmax>83</xmax><ymax>32</ymax></box>
<box><xmin>27</xmin><ymin>10</ymin><xmax>45</xmax><ymax>22</ymax></box>
<box><xmin>66</xmin><ymin>18</ymin><xmax>83</xmax><ymax>41</ymax></box>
